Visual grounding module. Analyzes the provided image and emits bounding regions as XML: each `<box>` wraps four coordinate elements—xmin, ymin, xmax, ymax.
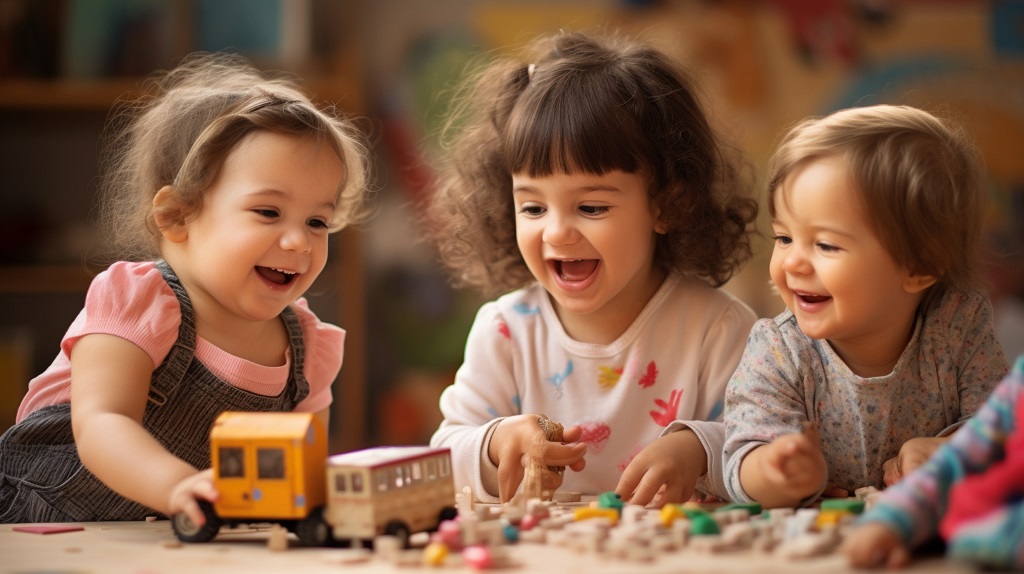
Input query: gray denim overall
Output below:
<box><xmin>0</xmin><ymin>260</ymin><xmax>310</xmax><ymax>523</ymax></box>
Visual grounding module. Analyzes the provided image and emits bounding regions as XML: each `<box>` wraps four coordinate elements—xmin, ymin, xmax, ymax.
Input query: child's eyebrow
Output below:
<box><xmin>246</xmin><ymin>188</ymin><xmax>337</xmax><ymax>211</ymax></box>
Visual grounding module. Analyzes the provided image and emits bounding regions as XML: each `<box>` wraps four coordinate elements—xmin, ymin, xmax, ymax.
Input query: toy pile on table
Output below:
<box><xmin>355</xmin><ymin>486</ymin><xmax>881</xmax><ymax>569</ymax></box>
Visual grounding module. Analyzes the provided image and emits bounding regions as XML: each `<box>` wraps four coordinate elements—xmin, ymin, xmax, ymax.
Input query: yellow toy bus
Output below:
<box><xmin>171</xmin><ymin>412</ymin><xmax>456</xmax><ymax>547</ymax></box>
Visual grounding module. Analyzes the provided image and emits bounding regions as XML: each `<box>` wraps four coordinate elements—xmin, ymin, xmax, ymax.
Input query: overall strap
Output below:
<box><xmin>148</xmin><ymin>260</ymin><xmax>197</xmax><ymax>406</ymax></box>
<box><xmin>280</xmin><ymin>305</ymin><xmax>310</xmax><ymax>407</ymax></box>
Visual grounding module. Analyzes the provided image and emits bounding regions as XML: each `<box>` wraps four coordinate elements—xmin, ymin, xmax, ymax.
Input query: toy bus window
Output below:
<box><xmin>352</xmin><ymin>472</ymin><xmax>364</xmax><ymax>493</ymax></box>
<box><xmin>376</xmin><ymin>470</ymin><xmax>388</xmax><ymax>492</ymax></box>
<box><xmin>334</xmin><ymin>473</ymin><xmax>347</xmax><ymax>492</ymax></box>
<box><xmin>440</xmin><ymin>455</ymin><xmax>451</xmax><ymax>477</ymax></box>
<box><xmin>257</xmin><ymin>448</ymin><xmax>285</xmax><ymax>479</ymax></box>
<box><xmin>219</xmin><ymin>447</ymin><xmax>245</xmax><ymax>478</ymax></box>
<box><xmin>425</xmin><ymin>459</ymin><xmax>437</xmax><ymax>481</ymax></box>
<box><xmin>394</xmin><ymin>466</ymin><xmax>405</xmax><ymax>488</ymax></box>
<box><xmin>411</xmin><ymin>461</ymin><xmax>423</xmax><ymax>483</ymax></box>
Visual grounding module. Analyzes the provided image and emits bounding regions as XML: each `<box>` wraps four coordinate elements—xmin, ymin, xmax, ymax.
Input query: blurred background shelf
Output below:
<box><xmin>0</xmin><ymin>76</ymin><xmax>363</xmax><ymax>111</ymax></box>
<box><xmin>1</xmin><ymin>0</ymin><xmax>1021</xmax><ymax>457</ymax></box>
<box><xmin>0</xmin><ymin>264</ymin><xmax>99</xmax><ymax>293</ymax></box>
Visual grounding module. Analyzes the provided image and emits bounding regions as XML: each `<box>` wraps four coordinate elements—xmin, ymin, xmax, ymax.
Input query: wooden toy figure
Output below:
<box><xmin>520</xmin><ymin>415</ymin><xmax>566</xmax><ymax>501</ymax></box>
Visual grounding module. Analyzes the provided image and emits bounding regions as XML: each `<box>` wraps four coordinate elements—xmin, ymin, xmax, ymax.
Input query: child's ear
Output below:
<box><xmin>152</xmin><ymin>185</ymin><xmax>189</xmax><ymax>243</ymax></box>
<box><xmin>903</xmin><ymin>272</ymin><xmax>938</xmax><ymax>294</ymax></box>
<box><xmin>652</xmin><ymin>206</ymin><xmax>668</xmax><ymax>234</ymax></box>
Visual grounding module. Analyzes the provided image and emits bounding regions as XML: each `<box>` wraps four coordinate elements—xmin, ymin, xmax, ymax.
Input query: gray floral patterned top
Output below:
<box><xmin>723</xmin><ymin>289</ymin><xmax>1009</xmax><ymax>504</ymax></box>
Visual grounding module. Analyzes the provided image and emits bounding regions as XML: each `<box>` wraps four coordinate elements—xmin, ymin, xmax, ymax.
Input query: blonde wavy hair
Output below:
<box><xmin>98</xmin><ymin>52</ymin><xmax>372</xmax><ymax>262</ymax></box>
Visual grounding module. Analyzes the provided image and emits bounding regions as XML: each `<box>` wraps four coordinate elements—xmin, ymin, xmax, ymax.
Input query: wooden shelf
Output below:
<box><xmin>0</xmin><ymin>78</ymin><xmax>145</xmax><ymax>111</ymax></box>
<box><xmin>0</xmin><ymin>76</ymin><xmax>363</xmax><ymax>112</ymax></box>
<box><xmin>0</xmin><ymin>264</ymin><xmax>100</xmax><ymax>294</ymax></box>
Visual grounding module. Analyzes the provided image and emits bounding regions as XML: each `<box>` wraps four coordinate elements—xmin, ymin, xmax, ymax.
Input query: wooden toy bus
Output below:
<box><xmin>171</xmin><ymin>412</ymin><xmax>456</xmax><ymax>547</ymax></box>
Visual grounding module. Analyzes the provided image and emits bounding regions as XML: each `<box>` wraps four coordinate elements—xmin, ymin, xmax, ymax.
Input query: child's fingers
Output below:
<box><xmin>614</xmin><ymin>460</ymin><xmax>645</xmax><ymax>503</ymax></box>
<box><xmin>180</xmin><ymin>496</ymin><xmax>207</xmax><ymax>527</ymax></box>
<box><xmin>841</xmin><ymin>523</ymin><xmax>904</xmax><ymax>569</ymax></box>
<box><xmin>192</xmin><ymin>469</ymin><xmax>219</xmax><ymax>502</ymax></box>
<box><xmin>620</xmin><ymin>470</ymin><xmax>666</xmax><ymax>507</ymax></box>
<box><xmin>544</xmin><ymin>441</ymin><xmax>588</xmax><ymax>467</ymax></box>
<box><xmin>881</xmin><ymin>456</ymin><xmax>901</xmax><ymax>486</ymax></box>
<box><xmin>496</xmin><ymin>458</ymin><xmax>525</xmax><ymax>503</ymax></box>
<box><xmin>823</xmin><ymin>484</ymin><xmax>849</xmax><ymax>498</ymax></box>
<box><xmin>887</xmin><ymin>543</ymin><xmax>911</xmax><ymax>569</ymax></box>
<box><xmin>560</xmin><ymin>424</ymin><xmax>583</xmax><ymax>443</ymax></box>
<box><xmin>785</xmin><ymin>432</ymin><xmax>818</xmax><ymax>456</ymax></box>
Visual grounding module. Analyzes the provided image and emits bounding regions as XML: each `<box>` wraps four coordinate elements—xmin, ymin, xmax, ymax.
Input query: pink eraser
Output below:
<box><xmin>12</xmin><ymin>524</ymin><xmax>85</xmax><ymax>534</ymax></box>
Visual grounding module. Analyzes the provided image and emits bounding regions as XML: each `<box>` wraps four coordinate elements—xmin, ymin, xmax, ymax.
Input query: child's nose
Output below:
<box><xmin>782</xmin><ymin>245</ymin><xmax>810</xmax><ymax>274</ymax></box>
<box><xmin>542</xmin><ymin>214</ymin><xmax>579</xmax><ymax>246</ymax></box>
<box><xmin>281</xmin><ymin>226</ymin><xmax>312</xmax><ymax>253</ymax></box>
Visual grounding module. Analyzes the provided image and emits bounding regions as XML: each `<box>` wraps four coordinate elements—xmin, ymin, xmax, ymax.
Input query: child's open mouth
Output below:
<box><xmin>796</xmin><ymin>292</ymin><xmax>830</xmax><ymax>304</ymax></box>
<box><xmin>554</xmin><ymin>259</ymin><xmax>598</xmax><ymax>282</ymax></box>
<box><xmin>256</xmin><ymin>266</ymin><xmax>298</xmax><ymax>285</ymax></box>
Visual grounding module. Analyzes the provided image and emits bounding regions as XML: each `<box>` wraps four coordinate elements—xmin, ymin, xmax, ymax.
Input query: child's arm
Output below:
<box><xmin>71</xmin><ymin>333</ymin><xmax>216</xmax><ymax>522</ymax></box>
<box><xmin>431</xmin><ymin>301</ymin><xmax>576</xmax><ymax>502</ymax></box>
<box><xmin>842</xmin><ymin>358</ymin><xmax>1024</xmax><ymax>568</ymax></box>
<box><xmin>738</xmin><ymin>422</ymin><xmax>828</xmax><ymax>508</ymax></box>
<box><xmin>724</xmin><ymin>319</ymin><xmax>827</xmax><ymax>505</ymax></box>
<box><xmin>951</xmin><ymin>293</ymin><xmax>1009</xmax><ymax>424</ymax></box>
<box><xmin>615</xmin><ymin>428</ymin><xmax>707</xmax><ymax>506</ymax></box>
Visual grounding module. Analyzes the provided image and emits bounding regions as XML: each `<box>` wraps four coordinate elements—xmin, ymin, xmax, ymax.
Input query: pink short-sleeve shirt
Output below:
<box><xmin>17</xmin><ymin>261</ymin><xmax>342</xmax><ymax>422</ymax></box>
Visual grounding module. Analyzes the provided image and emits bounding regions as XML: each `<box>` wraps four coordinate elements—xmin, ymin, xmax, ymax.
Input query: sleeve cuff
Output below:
<box><xmin>663</xmin><ymin>420</ymin><xmax>729</xmax><ymax>500</ymax></box>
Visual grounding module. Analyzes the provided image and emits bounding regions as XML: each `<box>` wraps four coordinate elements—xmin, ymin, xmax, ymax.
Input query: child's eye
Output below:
<box><xmin>308</xmin><ymin>218</ymin><xmax>329</xmax><ymax>229</ymax></box>
<box><xmin>817</xmin><ymin>242</ymin><xmax>840</xmax><ymax>253</ymax></box>
<box><xmin>254</xmin><ymin>208</ymin><xmax>279</xmax><ymax>218</ymax></box>
<box><xmin>518</xmin><ymin>204</ymin><xmax>545</xmax><ymax>216</ymax></box>
<box><xmin>579</xmin><ymin>205</ymin><xmax>609</xmax><ymax>216</ymax></box>
<box><xmin>771</xmin><ymin>235</ymin><xmax>792</xmax><ymax>246</ymax></box>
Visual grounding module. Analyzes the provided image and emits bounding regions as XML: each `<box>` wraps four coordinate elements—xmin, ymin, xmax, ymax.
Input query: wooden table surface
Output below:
<box><xmin>0</xmin><ymin>519</ymin><xmax>977</xmax><ymax>574</ymax></box>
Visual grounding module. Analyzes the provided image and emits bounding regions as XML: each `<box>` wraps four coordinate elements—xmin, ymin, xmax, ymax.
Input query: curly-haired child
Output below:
<box><xmin>424</xmin><ymin>30</ymin><xmax>759</xmax><ymax>504</ymax></box>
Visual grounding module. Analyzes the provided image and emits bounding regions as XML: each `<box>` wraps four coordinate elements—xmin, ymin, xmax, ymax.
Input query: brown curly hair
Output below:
<box><xmin>98</xmin><ymin>52</ymin><xmax>372</xmax><ymax>262</ymax></box>
<box><xmin>421</xmin><ymin>30</ymin><xmax>757</xmax><ymax>298</ymax></box>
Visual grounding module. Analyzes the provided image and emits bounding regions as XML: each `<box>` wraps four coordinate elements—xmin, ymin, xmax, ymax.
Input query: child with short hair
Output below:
<box><xmin>424</xmin><ymin>30</ymin><xmax>759</xmax><ymax>504</ymax></box>
<box><xmin>0</xmin><ymin>53</ymin><xmax>371</xmax><ymax>525</ymax></box>
<box><xmin>722</xmin><ymin>105</ymin><xmax>1008</xmax><ymax>508</ymax></box>
<box><xmin>843</xmin><ymin>355</ymin><xmax>1024</xmax><ymax>570</ymax></box>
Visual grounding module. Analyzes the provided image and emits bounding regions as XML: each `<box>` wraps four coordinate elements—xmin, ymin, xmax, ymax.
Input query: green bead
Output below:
<box><xmin>597</xmin><ymin>491</ymin><xmax>624</xmax><ymax>512</ymax></box>
<box><xmin>820</xmin><ymin>498</ymin><xmax>865</xmax><ymax>514</ymax></box>
<box><xmin>716</xmin><ymin>502</ymin><xmax>762</xmax><ymax>516</ymax></box>
<box><xmin>688</xmin><ymin>512</ymin><xmax>721</xmax><ymax>535</ymax></box>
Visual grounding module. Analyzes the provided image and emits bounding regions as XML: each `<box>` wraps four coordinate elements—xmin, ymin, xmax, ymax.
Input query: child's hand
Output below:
<box><xmin>741</xmin><ymin>422</ymin><xmax>828</xmax><ymax>507</ymax></box>
<box><xmin>882</xmin><ymin>436</ymin><xmax>947</xmax><ymax>486</ymax></box>
<box><xmin>615</xmin><ymin>429</ymin><xmax>706</xmax><ymax>507</ymax></box>
<box><xmin>488</xmin><ymin>414</ymin><xmax>587</xmax><ymax>502</ymax></box>
<box><xmin>841</xmin><ymin>521</ymin><xmax>911</xmax><ymax>569</ymax></box>
<box><xmin>168</xmin><ymin>469</ymin><xmax>219</xmax><ymax>526</ymax></box>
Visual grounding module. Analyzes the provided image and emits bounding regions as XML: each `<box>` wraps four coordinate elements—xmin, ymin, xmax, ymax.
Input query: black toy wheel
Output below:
<box><xmin>171</xmin><ymin>500</ymin><xmax>222</xmax><ymax>543</ymax></box>
<box><xmin>295</xmin><ymin>506</ymin><xmax>332</xmax><ymax>546</ymax></box>
<box><xmin>437</xmin><ymin>505</ymin><xmax>458</xmax><ymax>525</ymax></box>
<box><xmin>383</xmin><ymin>520</ymin><xmax>411</xmax><ymax>548</ymax></box>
